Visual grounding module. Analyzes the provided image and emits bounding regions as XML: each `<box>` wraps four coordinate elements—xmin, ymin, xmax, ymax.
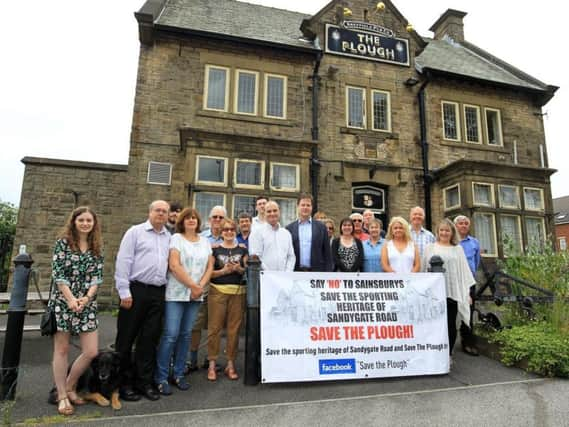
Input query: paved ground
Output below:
<box><xmin>1</xmin><ymin>313</ymin><xmax>568</xmax><ymax>426</ymax></box>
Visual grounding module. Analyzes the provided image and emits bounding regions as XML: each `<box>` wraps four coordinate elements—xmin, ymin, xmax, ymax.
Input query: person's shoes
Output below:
<box><xmin>172</xmin><ymin>377</ymin><xmax>190</xmax><ymax>391</ymax></box>
<box><xmin>207</xmin><ymin>366</ymin><xmax>217</xmax><ymax>382</ymax></box>
<box><xmin>462</xmin><ymin>344</ymin><xmax>479</xmax><ymax>356</ymax></box>
<box><xmin>57</xmin><ymin>397</ymin><xmax>74</xmax><ymax>416</ymax></box>
<box><xmin>184</xmin><ymin>361</ymin><xmax>199</xmax><ymax>375</ymax></box>
<box><xmin>156</xmin><ymin>381</ymin><xmax>172</xmax><ymax>396</ymax></box>
<box><xmin>67</xmin><ymin>389</ymin><xmax>86</xmax><ymax>406</ymax></box>
<box><xmin>119</xmin><ymin>386</ymin><xmax>141</xmax><ymax>402</ymax></box>
<box><xmin>202</xmin><ymin>359</ymin><xmax>222</xmax><ymax>372</ymax></box>
<box><xmin>139</xmin><ymin>384</ymin><xmax>160</xmax><ymax>401</ymax></box>
<box><xmin>224</xmin><ymin>366</ymin><xmax>239</xmax><ymax>380</ymax></box>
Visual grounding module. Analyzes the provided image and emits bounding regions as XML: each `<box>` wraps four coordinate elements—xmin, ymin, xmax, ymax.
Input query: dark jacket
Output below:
<box><xmin>331</xmin><ymin>237</ymin><xmax>364</xmax><ymax>272</ymax></box>
<box><xmin>286</xmin><ymin>219</ymin><xmax>333</xmax><ymax>272</ymax></box>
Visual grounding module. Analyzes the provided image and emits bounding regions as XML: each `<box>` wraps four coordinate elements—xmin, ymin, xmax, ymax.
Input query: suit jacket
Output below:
<box><xmin>286</xmin><ymin>219</ymin><xmax>333</xmax><ymax>272</ymax></box>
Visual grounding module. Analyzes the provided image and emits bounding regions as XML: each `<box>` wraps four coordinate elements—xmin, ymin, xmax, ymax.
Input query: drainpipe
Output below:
<box><xmin>310</xmin><ymin>38</ymin><xmax>323</xmax><ymax>211</ymax></box>
<box><xmin>418</xmin><ymin>76</ymin><xmax>432</xmax><ymax>230</ymax></box>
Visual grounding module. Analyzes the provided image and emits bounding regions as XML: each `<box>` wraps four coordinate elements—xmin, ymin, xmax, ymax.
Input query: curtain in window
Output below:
<box><xmin>348</xmin><ymin>88</ymin><xmax>364</xmax><ymax>128</ymax></box>
<box><xmin>236</xmin><ymin>161</ymin><xmax>261</xmax><ymax>186</ymax></box>
<box><xmin>474</xmin><ymin>184</ymin><xmax>492</xmax><ymax>206</ymax></box>
<box><xmin>272</xmin><ymin>165</ymin><xmax>296</xmax><ymax>189</ymax></box>
<box><xmin>525</xmin><ymin>217</ymin><xmax>545</xmax><ymax>248</ymax></box>
<box><xmin>473</xmin><ymin>213</ymin><xmax>496</xmax><ymax>255</ymax></box>
<box><xmin>275</xmin><ymin>198</ymin><xmax>296</xmax><ymax>226</ymax></box>
<box><xmin>524</xmin><ymin>189</ymin><xmax>543</xmax><ymax>210</ymax></box>
<box><xmin>499</xmin><ymin>186</ymin><xmax>519</xmax><ymax>208</ymax></box>
<box><xmin>486</xmin><ymin>110</ymin><xmax>501</xmax><ymax>145</ymax></box>
<box><xmin>207</xmin><ymin>68</ymin><xmax>227</xmax><ymax>110</ymax></box>
<box><xmin>237</xmin><ymin>72</ymin><xmax>256</xmax><ymax>113</ymax></box>
<box><xmin>195</xmin><ymin>193</ymin><xmax>224</xmax><ymax>225</ymax></box>
<box><xmin>445</xmin><ymin>186</ymin><xmax>459</xmax><ymax>208</ymax></box>
<box><xmin>500</xmin><ymin>215</ymin><xmax>521</xmax><ymax>255</ymax></box>
<box><xmin>233</xmin><ymin>195</ymin><xmax>256</xmax><ymax>218</ymax></box>
<box><xmin>266</xmin><ymin>77</ymin><xmax>284</xmax><ymax>117</ymax></box>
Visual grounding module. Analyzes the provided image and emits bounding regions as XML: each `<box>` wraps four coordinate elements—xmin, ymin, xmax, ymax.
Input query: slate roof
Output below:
<box><xmin>155</xmin><ymin>0</ymin><xmax>315</xmax><ymax>50</ymax></box>
<box><xmin>553</xmin><ymin>196</ymin><xmax>569</xmax><ymax>225</ymax></box>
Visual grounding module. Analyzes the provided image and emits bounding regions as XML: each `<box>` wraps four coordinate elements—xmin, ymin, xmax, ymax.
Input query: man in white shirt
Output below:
<box><xmin>249</xmin><ymin>200</ymin><xmax>295</xmax><ymax>271</ymax></box>
<box><xmin>251</xmin><ymin>195</ymin><xmax>268</xmax><ymax>231</ymax></box>
<box><xmin>409</xmin><ymin>206</ymin><xmax>435</xmax><ymax>259</ymax></box>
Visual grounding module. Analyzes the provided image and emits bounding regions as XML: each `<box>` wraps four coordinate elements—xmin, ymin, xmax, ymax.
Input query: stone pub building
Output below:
<box><xmin>13</xmin><ymin>0</ymin><xmax>558</xmax><ymax>301</ymax></box>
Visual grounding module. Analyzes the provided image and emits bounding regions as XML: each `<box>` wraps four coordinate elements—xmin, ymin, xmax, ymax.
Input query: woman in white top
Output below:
<box><xmin>155</xmin><ymin>208</ymin><xmax>213</xmax><ymax>395</ymax></box>
<box><xmin>423</xmin><ymin>218</ymin><xmax>475</xmax><ymax>356</ymax></box>
<box><xmin>381</xmin><ymin>216</ymin><xmax>420</xmax><ymax>273</ymax></box>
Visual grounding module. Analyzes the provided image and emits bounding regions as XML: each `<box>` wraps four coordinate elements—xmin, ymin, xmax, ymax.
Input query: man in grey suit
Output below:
<box><xmin>286</xmin><ymin>193</ymin><xmax>332</xmax><ymax>272</ymax></box>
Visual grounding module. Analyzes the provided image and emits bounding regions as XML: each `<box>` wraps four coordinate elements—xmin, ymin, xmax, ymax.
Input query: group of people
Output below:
<box><xmin>48</xmin><ymin>194</ymin><xmax>480</xmax><ymax>416</ymax></box>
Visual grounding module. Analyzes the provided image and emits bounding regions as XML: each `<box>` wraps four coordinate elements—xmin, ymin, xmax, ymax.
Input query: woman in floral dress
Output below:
<box><xmin>50</xmin><ymin>206</ymin><xmax>103</xmax><ymax>416</ymax></box>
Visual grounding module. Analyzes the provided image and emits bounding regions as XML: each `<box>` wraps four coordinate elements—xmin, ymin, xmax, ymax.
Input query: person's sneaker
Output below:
<box><xmin>172</xmin><ymin>377</ymin><xmax>190</xmax><ymax>391</ymax></box>
<box><xmin>156</xmin><ymin>381</ymin><xmax>172</xmax><ymax>396</ymax></box>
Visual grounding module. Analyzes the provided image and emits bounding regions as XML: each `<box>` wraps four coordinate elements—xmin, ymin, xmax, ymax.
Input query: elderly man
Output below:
<box><xmin>362</xmin><ymin>209</ymin><xmax>374</xmax><ymax>233</ymax></box>
<box><xmin>115</xmin><ymin>200</ymin><xmax>171</xmax><ymax>401</ymax></box>
<box><xmin>409</xmin><ymin>206</ymin><xmax>435</xmax><ymax>259</ymax></box>
<box><xmin>249</xmin><ymin>200</ymin><xmax>295</xmax><ymax>271</ymax></box>
<box><xmin>454</xmin><ymin>214</ymin><xmax>481</xmax><ymax>356</ymax></box>
<box><xmin>350</xmin><ymin>212</ymin><xmax>369</xmax><ymax>241</ymax></box>
<box><xmin>286</xmin><ymin>193</ymin><xmax>332</xmax><ymax>272</ymax></box>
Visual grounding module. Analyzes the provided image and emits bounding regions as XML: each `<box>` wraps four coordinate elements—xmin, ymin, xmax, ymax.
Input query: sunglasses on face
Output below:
<box><xmin>352</xmin><ymin>219</ymin><xmax>362</xmax><ymax>222</ymax></box>
<box><xmin>222</xmin><ymin>228</ymin><xmax>235</xmax><ymax>232</ymax></box>
<box><xmin>211</xmin><ymin>215</ymin><xmax>224</xmax><ymax>220</ymax></box>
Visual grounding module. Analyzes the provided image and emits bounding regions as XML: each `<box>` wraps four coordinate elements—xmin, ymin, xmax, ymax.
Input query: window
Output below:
<box><xmin>235</xmin><ymin>70</ymin><xmax>258</xmax><ymax>115</ymax></box>
<box><xmin>442</xmin><ymin>101</ymin><xmax>460</xmax><ymax>141</ymax></box>
<box><xmin>270</xmin><ymin>162</ymin><xmax>299</xmax><ymax>192</ymax></box>
<box><xmin>559</xmin><ymin>237</ymin><xmax>567</xmax><ymax>251</ymax></box>
<box><xmin>194</xmin><ymin>192</ymin><xmax>226</xmax><ymax>223</ymax></box>
<box><xmin>525</xmin><ymin>217</ymin><xmax>545</xmax><ymax>248</ymax></box>
<box><xmin>233</xmin><ymin>195</ymin><xmax>257</xmax><ymax>219</ymax></box>
<box><xmin>498</xmin><ymin>185</ymin><xmax>520</xmax><ymax>209</ymax></box>
<box><xmin>273</xmin><ymin>198</ymin><xmax>296</xmax><ymax>226</ymax></box>
<box><xmin>485</xmin><ymin>108</ymin><xmax>503</xmax><ymax>146</ymax></box>
<box><xmin>500</xmin><ymin>215</ymin><xmax>522</xmax><ymax>256</ymax></box>
<box><xmin>146</xmin><ymin>161</ymin><xmax>172</xmax><ymax>185</ymax></box>
<box><xmin>443</xmin><ymin>184</ymin><xmax>461</xmax><ymax>211</ymax></box>
<box><xmin>464</xmin><ymin>105</ymin><xmax>481</xmax><ymax>143</ymax></box>
<box><xmin>234</xmin><ymin>159</ymin><xmax>265</xmax><ymax>189</ymax></box>
<box><xmin>264</xmin><ymin>74</ymin><xmax>287</xmax><ymax>119</ymax></box>
<box><xmin>346</xmin><ymin>86</ymin><xmax>365</xmax><ymax>129</ymax></box>
<box><xmin>371</xmin><ymin>90</ymin><xmax>391</xmax><ymax>132</ymax></box>
<box><xmin>473</xmin><ymin>212</ymin><xmax>497</xmax><ymax>257</ymax></box>
<box><xmin>473</xmin><ymin>182</ymin><xmax>494</xmax><ymax>207</ymax></box>
<box><xmin>196</xmin><ymin>156</ymin><xmax>227</xmax><ymax>186</ymax></box>
<box><xmin>204</xmin><ymin>65</ymin><xmax>229</xmax><ymax>111</ymax></box>
<box><xmin>523</xmin><ymin>187</ymin><xmax>544</xmax><ymax>211</ymax></box>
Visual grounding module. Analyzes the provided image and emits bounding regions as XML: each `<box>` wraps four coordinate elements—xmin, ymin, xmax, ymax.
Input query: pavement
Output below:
<box><xmin>1</xmin><ymin>313</ymin><xmax>568</xmax><ymax>426</ymax></box>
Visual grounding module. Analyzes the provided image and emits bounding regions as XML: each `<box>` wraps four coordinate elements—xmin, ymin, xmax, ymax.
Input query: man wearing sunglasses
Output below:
<box><xmin>349</xmin><ymin>212</ymin><xmax>369</xmax><ymax>241</ymax></box>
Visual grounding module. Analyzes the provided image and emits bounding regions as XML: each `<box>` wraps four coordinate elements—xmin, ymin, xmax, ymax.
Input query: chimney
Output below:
<box><xmin>429</xmin><ymin>9</ymin><xmax>467</xmax><ymax>42</ymax></box>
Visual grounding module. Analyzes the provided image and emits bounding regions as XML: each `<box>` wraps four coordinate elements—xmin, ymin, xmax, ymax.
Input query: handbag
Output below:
<box><xmin>34</xmin><ymin>271</ymin><xmax>57</xmax><ymax>336</ymax></box>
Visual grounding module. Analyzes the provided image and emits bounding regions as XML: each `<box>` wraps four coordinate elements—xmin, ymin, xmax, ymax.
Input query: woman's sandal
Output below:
<box><xmin>57</xmin><ymin>397</ymin><xmax>74</xmax><ymax>416</ymax></box>
<box><xmin>224</xmin><ymin>366</ymin><xmax>239</xmax><ymax>380</ymax></box>
<box><xmin>207</xmin><ymin>366</ymin><xmax>217</xmax><ymax>382</ymax></box>
<box><xmin>67</xmin><ymin>389</ymin><xmax>86</xmax><ymax>405</ymax></box>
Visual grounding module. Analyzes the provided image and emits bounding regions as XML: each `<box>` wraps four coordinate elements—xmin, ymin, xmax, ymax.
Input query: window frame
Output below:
<box><xmin>234</xmin><ymin>69</ymin><xmax>259</xmax><ymax>116</ymax></box>
<box><xmin>195</xmin><ymin>155</ymin><xmax>228</xmax><ymax>187</ymax></box>
<box><xmin>203</xmin><ymin>65</ymin><xmax>230</xmax><ymax>112</ymax></box>
<box><xmin>524</xmin><ymin>216</ymin><xmax>546</xmax><ymax>248</ymax></box>
<box><xmin>484</xmin><ymin>107</ymin><xmax>503</xmax><ymax>146</ymax></box>
<box><xmin>463</xmin><ymin>104</ymin><xmax>482</xmax><ymax>144</ymax></box>
<box><xmin>232</xmin><ymin>194</ymin><xmax>257</xmax><ymax>219</ymax></box>
<box><xmin>472</xmin><ymin>182</ymin><xmax>495</xmax><ymax>207</ymax></box>
<box><xmin>269</xmin><ymin>162</ymin><xmax>300</xmax><ymax>192</ymax></box>
<box><xmin>272</xmin><ymin>197</ymin><xmax>297</xmax><ymax>226</ymax></box>
<box><xmin>472</xmin><ymin>212</ymin><xmax>498</xmax><ymax>257</ymax></box>
<box><xmin>441</xmin><ymin>101</ymin><xmax>461</xmax><ymax>141</ymax></box>
<box><xmin>192</xmin><ymin>192</ymin><xmax>227</xmax><ymax>221</ymax></box>
<box><xmin>346</xmin><ymin>85</ymin><xmax>366</xmax><ymax>129</ymax></box>
<box><xmin>234</xmin><ymin>159</ymin><xmax>265</xmax><ymax>190</ymax></box>
<box><xmin>443</xmin><ymin>183</ymin><xmax>461</xmax><ymax>211</ymax></box>
<box><xmin>559</xmin><ymin>237</ymin><xmax>567</xmax><ymax>251</ymax></box>
<box><xmin>370</xmin><ymin>89</ymin><xmax>391</xmax><ymax>132</ymax></box>
<box><xmin>498</xmin><ymin>184</ymin><xmax>520</xmax><ymax>209</ymax></box>
<box><xmin>523</xmin><ymin>187</ymin><xmax>545</xmax><ymax>211</ymax></box>
<box><xmin>499</xmin><ymin>214</ymin><xmax>523</xmax><ymax>256</ymax></box>
<box><xmin>263</xmin><ymin>73</ymin><xmax>287</xmax><ymax>119</ymax></box>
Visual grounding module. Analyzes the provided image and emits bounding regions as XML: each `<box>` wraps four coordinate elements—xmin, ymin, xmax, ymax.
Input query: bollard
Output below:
<box><xmin>244</xmin><ymin>257</ymin><xmax>261</xmax><ymax>385</ymax></box>
<box><xmin>428</xmin><ymin>255</ymin><xmax>445</xmax><ymax>273</ymax></box>
<box><xmin>1</xmin><ymin>250</ymin><xmax>34</xmax><ymax>400</ymax></box>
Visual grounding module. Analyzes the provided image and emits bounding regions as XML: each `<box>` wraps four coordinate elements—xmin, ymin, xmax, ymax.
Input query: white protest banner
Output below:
<box><xmin>260</xmin><ymin>272</ymin><xmax>449</xmax><ymax>383</ymax></box>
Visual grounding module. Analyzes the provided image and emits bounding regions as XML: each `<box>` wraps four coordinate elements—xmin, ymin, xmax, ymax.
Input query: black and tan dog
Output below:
<box><xmin>48</xmin><ymin>351</ymin><xmax>122</xmax><ymax>410</ymax></box>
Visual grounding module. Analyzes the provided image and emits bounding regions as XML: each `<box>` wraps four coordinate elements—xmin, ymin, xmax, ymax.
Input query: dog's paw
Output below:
<box><xmin>86</xmin><ymin>392</ymin><xmax>110</xmax><ymax>407</ymax></box>
<box><xmin>111</xmin><ymin>392</ymin><xmax>122</xmax><ymax>410</ymax></box>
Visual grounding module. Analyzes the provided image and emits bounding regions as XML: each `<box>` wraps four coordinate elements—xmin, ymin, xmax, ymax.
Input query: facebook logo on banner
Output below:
<box><xmin>319</xmin><ymin>359</ymin><xmax>356</xmax><ymax>375</ymax></box>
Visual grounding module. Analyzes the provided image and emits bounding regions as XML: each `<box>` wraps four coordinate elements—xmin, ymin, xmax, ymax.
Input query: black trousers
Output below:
<box><xmin>459</xmin><ymin>285</ymin><xmax>476</xmax><ymax>347</ymax></box>
<box><xmin>446</xmin><ymin>298</ymin><xmax>458</xmax><ymax>355</ymax></box>
<box><xmin>115</xmin><ymin>282</ymin><xmax>165</xmax><ymax>389</ymax></box>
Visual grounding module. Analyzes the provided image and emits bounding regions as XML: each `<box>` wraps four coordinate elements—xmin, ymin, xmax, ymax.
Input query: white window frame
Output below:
<box><xmin>559</xmin><ymin>237</ymin><xmax>567</xmax><ymax>251</ymax></box>
<box><xmin>498</xmin><ymin>185</ymin><xmax>520</xmax><ymax>209</ymax></box>
<box><xmin>234</xmin><ymin>69</ymin><xmax>259</xmax><ymax>116</ymax></box>
<box><xmin>441</xmin><ymin>101</ymin><xmax>461</xmax><ymax>141</ymax></box>
<box><xmin>443</xmin><ymin>183</ymin><xmax>461</xmax><ymax>211</ymax></box>
<box><xmin>499</xmin><ymin>214</ymin><xmax>523</xmax><ymax>256</ymax></box>
<box><xmin>472</xmin><ymin>182</ymin><xmax>495</xmax><ymax>207</ymax></box>
<box><xmin>370</xmin><ymin>89</ymin><xmax>391</xmax><ymax>132</ymax></box>
<box><xmin>473</xmin><ymin>212</ymin><xmax>498</xmax><ymax>257</ymax></box>
<box><xmin>269</xmin><ymin>162</ymin><xmax>300</xmax><ymax>192</ymax></box>
<box><xmin>272</xmin><ymin>197</ymin><xmax>297</xmax><ymax>226</ymax></box>
<box><xmin>463</xmin><ymin>104</ymin><xmax>482</xmax><ymax>144</ymax></box>
<box><xmin>195</xmin><ymin>155</ymin><xmax>228</xmax><ymax>187</ymax></box>
<box><xmin>523</xmin><ymin>187</ymin><xmax>544</xmax><ymax>211</ymax></box>
<box><xmin>203</xmin><ymin>65</ymin><xmax>230</xmax><ymax>112</ymax></box>
<box><xmin>346</xmin><ymin>85</ymin><xmax>366</xmax><ymax>129</ymax></box>
<box><xmin>234</xmin><ymin>159</ymin><xmax>265</xmax><ymax>190</ymax></box>
<box><xmin>193</xmin><ymin>192</ymin><xmax>227</xmax><ymax>222</ymax></box>
<box><xmin>232</xmin><ymin>194</ymin><xmax>257</xmax><ymax>218</ymax></box>
<box><xmin>263</xmin><ymin>73</ymin><xmax>287</xmax><ymax>119</ymax></box>
<box><xmin>524</xmin><ymin>216</ymin><xmax>546</xmax><ymax>248</ymax></box>
<box><xmin>484</xmin><ymin>107</ymin><xmax>503</xmax><ymax>146</ymax></box>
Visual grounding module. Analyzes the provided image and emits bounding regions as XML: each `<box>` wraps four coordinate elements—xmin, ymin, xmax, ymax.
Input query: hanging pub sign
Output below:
<box><xmin>325</xmin><ymin>22</ymin><xmax>409</xmax><ymax>66</ymax></box>
<box><xmin>352</xmin><ymin>186</ymin><xmax>385</xmax><ymax>213</ymax></box>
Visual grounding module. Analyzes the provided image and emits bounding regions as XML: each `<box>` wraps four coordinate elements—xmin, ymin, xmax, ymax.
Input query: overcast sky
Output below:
<box><xmin>1</xmin><ymin>0</ymin><xmax>566</xmax><ymax>206</ymax></box>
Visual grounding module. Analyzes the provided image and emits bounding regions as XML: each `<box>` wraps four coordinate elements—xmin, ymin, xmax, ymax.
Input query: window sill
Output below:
<box><xmin>197</xmin><ymin>110</ymin><xmax>294</xmax><ymax>127</ymax></box>
<box><xmin>339</xmin><ymin>127</ymin><xmax>398</xmax><ymax>140</ymax></box>
<box><xmin>439</xmin><ymin>140</ymin><xmax>508</xmax><ymax>153</ymax></box>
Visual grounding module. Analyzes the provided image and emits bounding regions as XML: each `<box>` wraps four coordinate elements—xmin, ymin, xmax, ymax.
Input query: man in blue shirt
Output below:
<box><xmin>454</xmin><ymin>214</ymin><xmax>481</xmax><ymax>356</ymax></box>
<box><xmin>236</xmin><ymin>212</ymin><xmax>252</xmax><ymax>248</ymax></box>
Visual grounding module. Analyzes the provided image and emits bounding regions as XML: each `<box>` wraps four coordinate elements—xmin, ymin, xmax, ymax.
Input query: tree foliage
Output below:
<box><xmin>0</xmin><ymin>200</ymin><xmax>18</xmax><ymax>239</ymax></box>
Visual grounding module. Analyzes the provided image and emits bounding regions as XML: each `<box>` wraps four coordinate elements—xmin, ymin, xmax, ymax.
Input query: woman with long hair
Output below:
<box><xmin>381</xmin><ymin>216</ymin><xmax>420</xmax><ymax>273</ymax></box>
<box><xmin>155</xmin><ymin>208</ymin><xmax>213</xmax><ymax>395</ymax></box>
<box><xmin>207</xmin><ymin>218</ymin><xmax>248</xmax><ymax>381</ymax></box>
<box><xmin>423</xmin><ymin>218</ymin><xmax>475</xmax><ymax>356</ymax></box>
<box><xmin>51</xmin><ymin>206</ymin><xmax>103</xmax><ymax>416</ymax></box>
<box><xmin>331</xmin><ymin>218</ymin><xmax>364</xmax><ymax>272</ymax></box>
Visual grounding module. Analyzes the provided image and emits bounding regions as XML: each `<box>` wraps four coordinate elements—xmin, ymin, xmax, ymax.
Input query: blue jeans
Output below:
<box><xmin>155</xmin><ymin>301</ymin><xmax>201</xmax><ymax>383</ymax></box>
